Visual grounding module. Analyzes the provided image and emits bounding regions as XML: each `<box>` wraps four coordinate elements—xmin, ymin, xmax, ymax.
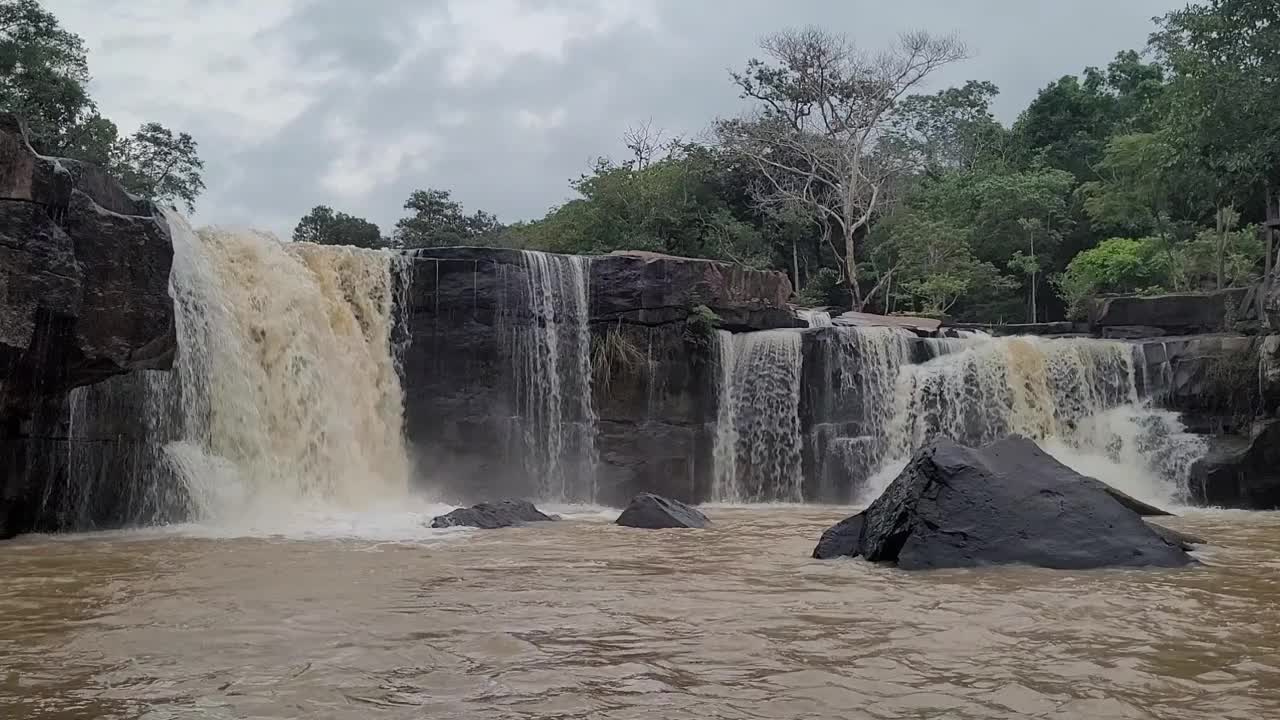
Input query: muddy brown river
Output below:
<box><xmin>2</xmin><ymin>506</ymin><xmax>1279</xmax><ymax>719</ymax></box>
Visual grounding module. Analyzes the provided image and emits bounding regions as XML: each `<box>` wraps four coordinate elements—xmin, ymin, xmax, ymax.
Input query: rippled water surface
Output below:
<box><xmin>2</xmin><ymin>507</ymin><xmax>1279</xmax><ymax>719</ymax></box>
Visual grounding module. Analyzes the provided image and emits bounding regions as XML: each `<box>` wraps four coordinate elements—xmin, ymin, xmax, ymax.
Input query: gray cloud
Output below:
<box><xmin>50</xmin><ymin>0</ymin><xmax>1182</xmax><ymax>240</ymax></box>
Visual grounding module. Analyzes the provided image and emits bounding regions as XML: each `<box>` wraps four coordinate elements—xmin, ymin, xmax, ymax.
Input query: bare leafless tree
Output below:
<box><xmin>623</xmin><ymin>119</ymin><xmax>665</xmax><ymax>170</ymax></box>
<box><xmin>720</xmin><ymin>28</ymin><xmax>966</xmax><ymax>309</ymax></box>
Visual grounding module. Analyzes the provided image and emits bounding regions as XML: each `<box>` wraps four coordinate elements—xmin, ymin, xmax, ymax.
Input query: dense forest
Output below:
<box><xmin>4</xmin><ymin>0</ymin><xmax>1277</xmax><ymax>322</ymax></box>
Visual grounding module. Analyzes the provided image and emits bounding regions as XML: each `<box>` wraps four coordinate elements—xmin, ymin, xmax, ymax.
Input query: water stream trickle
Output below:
<box><xmin>712</xmin><ymin>329</ymin><xmax>804</xmax><ymax>502</ymax></box>
<box><xmin>503</xmin><ymin>250</ymin><xmax>598</xmax><ymax>503</ymax></box>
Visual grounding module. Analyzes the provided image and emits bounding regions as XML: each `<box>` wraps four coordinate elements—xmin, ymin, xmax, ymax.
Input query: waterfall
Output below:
<box><xmin>711</xmin><ymin>331</ymin><xmax>738</xmax><ymax>501</ymax></box>
<box><xmin>504</xmin><ymin>250</ymin><xmax>597</xmax><ymax>502</ymax></box>
<box><xmin>41</xmin><ymin>371</ymin><xmax>179</xmax><ymax>529</ymax></box>
<box><xmin>798</xmin><ymin>309</ymin><xmax>833</xmax><ymax>328</ymax></box>
<box><xmin>155</xmin><ymin>213</ymin><xmax>412</xmax><ymax>523</ymax></box>
<box><xmin>710</xmin><ymin>325</ymin><xmax>1203</xmax><ymax>507</ymax></box>
<box><xmin>861</xmin><ymin>335</ymin><xmax>1204</xmax><ymax>506</ymax></box>
<box><xmin>808</xmin><ymin>327</ymin><xmax>914</xmax><ymax>500</ymax></box>
<box><xmin>712</xmin><ymin>329</ymin><xmax>804</xmax><ymax>502</ymax></box>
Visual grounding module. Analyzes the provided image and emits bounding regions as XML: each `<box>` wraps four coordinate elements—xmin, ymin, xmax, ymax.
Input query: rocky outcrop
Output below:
<box><xmin>615</xmin><ymin>493</ymin><xmax>709</xmax><ymax>529</ymax></box>
<box><xmin>0</xmin><ymin>114</ymin><xmax>174</xmax><ymax>538</ymax></box>
<box><xmin>593</xmin><ymin>251</ymin><xmax>801</xmax><ymax>331</ymax></box>
<box><xmin>399</xmin><ymin>247</ymin><xmax>794</xmax><ymax>506</ymax></box>
<box><xmin>1090</xmin><ymin>288</ymin><xmax>1254</xmax><ymax>337</ymax></box>
<box><xmin>813</xmin><ymin>437</ymin><xmax>1195</xmax><ymax>569</ymax></box>
<box><xmin>1190</xmin><ymin>420</ymin><xmax>1280</xmax><ymax>509</ymax></box>
<box><xmin>1130</xmin><ymin>334</ymin><xmax>1262</xmax><ymax>430</ymax></box>
<box><xmin>429</xmin><ymin>500</ymin><xmax>558</xmax><ymax>529</ymax></box>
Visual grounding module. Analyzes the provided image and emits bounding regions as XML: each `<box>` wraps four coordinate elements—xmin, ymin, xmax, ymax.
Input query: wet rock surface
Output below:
<box><xmin>814</xmin><ymin>437</ymin><xmax>1196</xmax><ymax>569</ymax></box>
<box><xmin>615</xmin><ymin>493</ymin><xmax>710</xmax><ymax>529</ymax></box>
<box><xmin>430</xmin><ymin>500</ymin><xmax>558</xmax><ymax>529</ymax></box>
<box><xmin>0</xmin><ymin>113</ymin><xmax>174</xmax><ymax>538</ymax></box>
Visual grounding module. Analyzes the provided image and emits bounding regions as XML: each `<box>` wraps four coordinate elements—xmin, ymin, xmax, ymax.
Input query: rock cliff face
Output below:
<box><xmin>399</xmin><ymin>247</ymin><xmax>797</xmax><ymax>505</ymax></box>
<box><xmin>0</xmin><ymin>114</ymin><xmax>175</xmax><ymax>538</ymax></box>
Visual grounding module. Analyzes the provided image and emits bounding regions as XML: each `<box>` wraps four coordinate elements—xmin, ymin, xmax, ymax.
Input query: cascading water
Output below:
<box><xmin>798</xmin><ymin>309</ymin><xmax>833</xmax><ymax>328</ymax></box>
<box><xmin>154</xmin><ymin>213</ymin><xmax>413</xmax><ymax>524</ymax></box>
<box><xmin>861</xmin><ymin>335</ymin><xmax>1205</xmax><ymax>506</ymax></box>
<box><xmin>503</xmin><ymin>250</ymin><xmax>597</xmax><ymax>503</ymax></box>
<box><xmin>808</xmin><ymin>327</ymin><xmax>915</xmax><ymax>499</ymax></box>
<box><xmin>712</xmin><ymin>329</ymin><xmax>804</xmax><ymax>502</ymax></box>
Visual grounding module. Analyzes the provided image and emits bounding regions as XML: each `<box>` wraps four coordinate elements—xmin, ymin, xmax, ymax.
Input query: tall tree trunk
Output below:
<box><xmin>1029</xmin><ymin>272</ymin><xmax>1037</xmax><ymax>324</ymax></box>
<box><xmin>1215</xmin><ymin>205</ymin><xmax>1228</xmax><ymax>290</ymax></box>
<box><xmin>791</xmin><ymin>238</ymin><xmax>800</xmax><ymax>298</ymax></box>
<box><xmin>845</xmin><ymin>228</ymin><xmax>863</xmax><ymax>311</ymax></box>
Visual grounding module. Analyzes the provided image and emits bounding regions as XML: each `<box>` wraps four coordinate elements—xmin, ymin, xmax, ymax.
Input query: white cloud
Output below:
<box><xmin>319</xmin><ymin>117</ymin><xmax>438</xmax><ymax>200</ymax></box>
<box><xmin>440</xmin><ymin>0</ymin><xmax>658</xmax><ymax>86</ymax></box>
<box><xmin>372</xmin><ymin>0</ymin><xmax>659</xmax><ymax>89</ymax></box>
<box><xmin>515</xmin><ymin>106</ymin><xmax>568</xmax><ymax>132</ymax></box>
<box><xmin>48</xmin><ymin>0</ymin><xmax>336</xmax><ymax>145</ymax></box>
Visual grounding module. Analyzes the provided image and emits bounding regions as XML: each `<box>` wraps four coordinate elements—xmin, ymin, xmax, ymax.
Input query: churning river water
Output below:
<box><xmin>2</xmin><ymin>506</ymin><xmax>1279</xmax><ymax>720</ymax></box>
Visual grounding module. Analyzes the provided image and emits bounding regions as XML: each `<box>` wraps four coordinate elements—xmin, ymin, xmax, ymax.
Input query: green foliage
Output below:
<box><xmin>506</xmin><ymin>146</ymin><xmax>774</xmax><ymax>267</ymax></box>
<box><xmin>682</xmin><ymin>304</ymin><xmax>720</xmax><ymax>365</ymax></box>
<box><xmin>888</xmin><ymin>80</ymin><xmax>1010</xmax><ymax>172</ymax></box>
<box><xmin>1054</xmin><ymin>237</ymin><xmax>1168</xmax><ymax>318</ymax></box>
<box><xmin>798</xmin><ymin>267</ymin><xmax>843</xmax><ymax>307</ymax></box>
<box><xmin>590</xmin><ymin>323</ymin><xmax>651</xmax><ymax>394</ymax></box>
<box><xmin>393</xmin><ymin>188</ymin><xmax>502</xmax><ymax>248</ymax></box>
<box><xmin>0</xmin><ymin>1</ymin><xmax>207</xmax><ymax>210</ymax></box>
<box><xmin>293</xmin><ymin>205</ymin><xmax>385</xmax><ymax>249</ymax></box>
<box><xmin>110</xmin><ymin>122</ymin><xmax>206</xmax><ymax>213</ymax></box>
<box><xmin>1166</xmin><ymin>223</ymin><xmax>1263</xmax><ymax>291</ymax></box>
<box><xmin>1151</xmin><ymin>0</ymin><xmax>1280</xmax><ymax>210</ymax></box>
<box><xmin>0</xmin><ymin>0</ymin><xmax>92</xmax><ymax>154</ymax></box>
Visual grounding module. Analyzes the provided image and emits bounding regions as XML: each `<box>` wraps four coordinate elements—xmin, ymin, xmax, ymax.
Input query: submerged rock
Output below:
<box><xmin>813</xmin><ymin>437</ymin><xmax>1197</xmax><ymax>570</ymax></box>
<box><xmin>615</xmin><ymin>493</ymin><xmax>709</xmax><ymax>529</ymax></box>
<box><xmin>430</xmin><ymin>500</ymin><xmax>557</xmax><ymax>529</ymax></box>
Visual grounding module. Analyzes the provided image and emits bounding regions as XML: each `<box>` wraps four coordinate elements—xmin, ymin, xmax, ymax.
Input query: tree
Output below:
<box><xmin>292</xmin><ymin>205</ymin><xmax>385</xmax><ymax>249</ymax></box>
<box><xmin>1013</xmin><ymin>51</ymin><xmax>1166</xmax><ymax>180</ymax></box>
<box><xmin>1150</xmin><ymin>0</ymin><xmax>1280</xmax><ymax>265</ymax></box>
<box><xmin>393</xmin><ymin>188</ymin><xmax>503</xmax><ymax>249</ymax></box>
<box><xmin>110</xmin><ymin>122</ymin><xmax>206</xmax><ymax>212</ymax></box>
<box><xmin>719</xmin><ymin>27</ymin><xmax>967</xmax><ymax>309</ymax></box>
<box><xmin>0</xmin><ymin>0</ymin><xmax>95</xmax><ymax>155</ymax></box>
<box><xmin>1053</xmin><ymin>237</ymin><xmax>1168</xmax><ymax>318</ymax></box>
<box><xmin>0</xmin><ymin>1</ymin><xmax>208</xmax><ymax>211</ymax></box>
<box><xmin>888</xmin><ymin>80</ymin><xmax>1009</xmax><ymax>173</ymax></box>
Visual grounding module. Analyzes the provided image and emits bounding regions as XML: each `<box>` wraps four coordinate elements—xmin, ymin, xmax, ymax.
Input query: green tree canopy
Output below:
<box><xmin>292</xmin><ymin>205</ymin><xmax>385</xmax><ymax>249</ymax></box>
<box><xmin>393</xmin><ymin>188</ymin><xmax>502</xmax><ymax>248</ymax></box>
<box><xmin>110</xmin><ymin>122</ymin><xmax>206</xmax><ymax>213</ymax></box>
<box><xmin>0</xmin><ymin>0</ymin><xmax>207</xmax><ymax>211</ymax></box>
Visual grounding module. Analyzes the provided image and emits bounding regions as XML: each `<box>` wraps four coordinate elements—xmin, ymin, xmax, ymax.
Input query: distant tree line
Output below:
<box><xmin>302</xmin><ymin>0</ymin><xmax>1272</xmax><ymax>323</ymax></box>
<box><xmin>307</xmin><ymin>0</ymin><xmax>1269</xmax><ymax>320</ymax></box>
<box><xmin>0</xmin><ymin>0</ymin><xmax>206</xmax><ymax>211</ymax></box>
<box><xmin>11</xmin><ymin>0</ymin><xmax>1275</xmax><ymax>324</ymax></box>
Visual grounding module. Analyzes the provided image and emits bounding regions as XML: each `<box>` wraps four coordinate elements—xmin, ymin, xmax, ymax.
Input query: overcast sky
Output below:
<box><xmin>47</xmin><ymin>0</ymin><xmax>1184</xmax><ymax>240</ymax></box>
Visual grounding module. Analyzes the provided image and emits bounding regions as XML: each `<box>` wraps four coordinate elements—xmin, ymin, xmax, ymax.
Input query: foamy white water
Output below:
<box><xmin>160</xmin><ymin>212</ymin><xmax>413</xmax><ymax>527</ymax></box>
<box><xmin>858</xmin><ymin>335</ymin><xmax>1204</xmax><ymax>507</ymax></box>
<box><xmin>713</xmin><ymin>329</ymin><xmax>804</xmax><ymax>502</ymax></box>
<box><xmin>505</xmin><ymin>250</ymin><xmax>598</xmax><ymax>503</ymax></box>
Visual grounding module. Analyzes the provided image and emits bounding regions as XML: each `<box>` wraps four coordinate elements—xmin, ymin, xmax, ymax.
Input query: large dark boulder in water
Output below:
<box><xmin>813</xmin><ymin>437</ymin><xmax>1196</xmax><ymax>569</ymax></box>
<box><xmin>429</xmin><ymin>500</ymin><xmax>557</xmax><ymax>529</ymax></box>
<box><xmin>615</xmin><ymin>493</ymin><xmax>709</xmax><ymax>529</ymax></box>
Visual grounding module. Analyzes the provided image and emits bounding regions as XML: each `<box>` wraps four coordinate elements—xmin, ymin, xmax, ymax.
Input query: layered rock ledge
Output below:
<box><xmin>0</xmin><ymin>114</ymin><xmax>175</xmax><ymax>537</ymax></box>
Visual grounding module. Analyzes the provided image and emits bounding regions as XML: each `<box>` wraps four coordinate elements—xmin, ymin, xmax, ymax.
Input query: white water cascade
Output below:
<box><xmin>504</xmin><ymin>250</ymin><xmax>598</xmax><ymax>503</ymax></box>
<box><xmin>712</xmin><ymin>329</ymin><xmax>804</xmax><ymax>502</ymax></box>
<box><xmin>798</xmin><ymin>309</ymin><xmax>833</xmax><ymax>328</ymax></box>
<box><xmin>711</xmin><ymin>324</ymin><xmax>1204</xmax><ymax>507</ymax></box>
<box><xmin>157</xmin><ymin>213</ymin><xmax>413</xmax><ymax>524</ymax></box>
<box><xmin>863</xmin><ymin>335</ymin><xmax>1205</xmax><ymax>506</ymax></box>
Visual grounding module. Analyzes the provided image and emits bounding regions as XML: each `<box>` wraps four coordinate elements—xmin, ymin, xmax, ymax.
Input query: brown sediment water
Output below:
<box><xmin>2</xmin><ymin>506</ymin><xmax>1278</xmax><ymax>719</ymax></box>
